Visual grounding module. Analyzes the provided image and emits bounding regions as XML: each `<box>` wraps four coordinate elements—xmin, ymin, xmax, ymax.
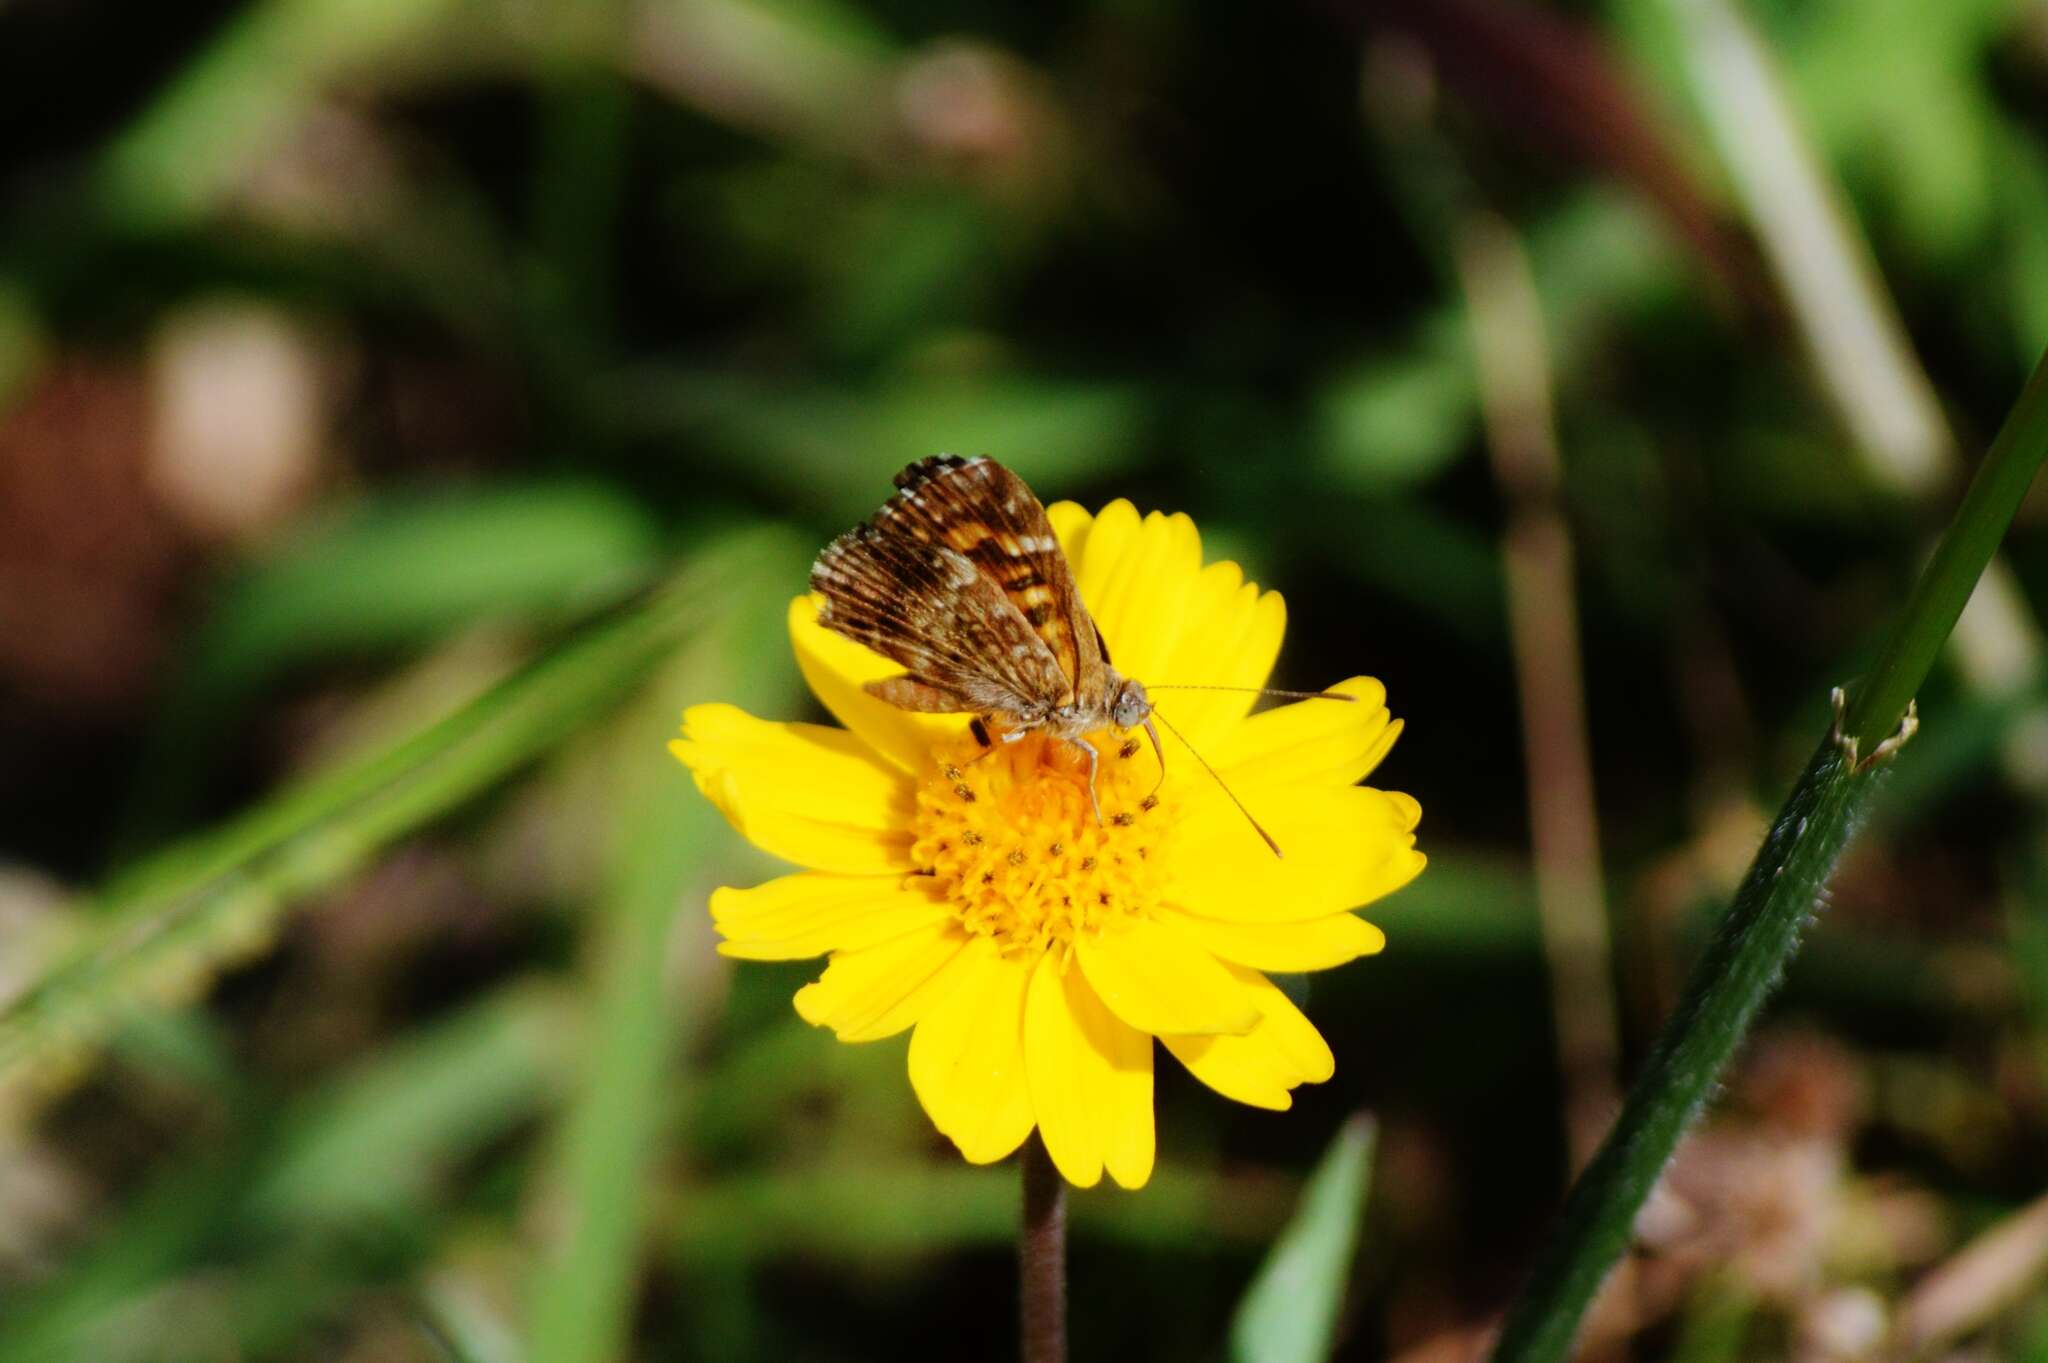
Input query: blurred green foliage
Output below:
<box><xmin>4</xmin><ymin>0</ymin><xmax>2048</xmax><ymax>1358</ymax></box>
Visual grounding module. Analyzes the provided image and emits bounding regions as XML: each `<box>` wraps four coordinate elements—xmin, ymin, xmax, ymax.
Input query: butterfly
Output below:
<box><xmin>809</xmin><ymin>455</ymin><xmax>1153</xmax><ymax>819</ymax></box>
<box><xmin>811</xmin><ymin>456</ymin><xmax>1339</xmax><ymax>853</ymax></box>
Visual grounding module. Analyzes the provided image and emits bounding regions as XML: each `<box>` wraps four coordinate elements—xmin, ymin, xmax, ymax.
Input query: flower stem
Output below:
<box><xmin>1487</xmin><ymin>342</ymin><xmax>2048</xmax><ymax>1363</ymax></box>
<box><xmin>1020</xmin><ymin>1134</ymin><xmax>1067</xmax><ymax>1363</ymax></box>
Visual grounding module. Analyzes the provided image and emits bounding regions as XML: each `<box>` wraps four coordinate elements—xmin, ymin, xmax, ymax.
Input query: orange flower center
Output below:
<box><xmin>909</xmin><ymin>728</ymin><xmax>1174</xmax><ymax>958</ymax></box>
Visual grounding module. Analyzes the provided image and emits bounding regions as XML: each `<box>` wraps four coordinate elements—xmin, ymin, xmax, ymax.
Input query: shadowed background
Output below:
<box><xmin>3</xmin><ymin>0</ymin><xmax>2048</xmax><ymax>1359</ymax></box>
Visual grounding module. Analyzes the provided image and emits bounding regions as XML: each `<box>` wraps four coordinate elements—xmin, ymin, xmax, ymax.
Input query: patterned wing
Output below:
<box><xmin>810</xmin><ymin>515</ymin><xmax>1068</xmax><ymax>720</ymax></box>
<box><xmin>860</xmin><ymin>455</ymin><xmax>1110</xmax><ymax>708</ymax></box>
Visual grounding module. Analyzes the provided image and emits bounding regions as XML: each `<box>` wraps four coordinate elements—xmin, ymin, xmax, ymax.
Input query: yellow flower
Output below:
<box><xmin>670</xmin><ymin>498</ymin><xmax>1424</xmax><ymax>1189</ymax></box>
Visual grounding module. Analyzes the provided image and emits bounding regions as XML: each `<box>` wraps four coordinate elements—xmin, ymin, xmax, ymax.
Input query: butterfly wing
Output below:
<box><xmin>863</xmin><ymin>456</ymin><xmax>1112</xmax><ymax>709</ymax></box>
<box><xmin>811</xmin><ymin>514</ymin><xmax>1068</xmax><ymax>721</ymax></box>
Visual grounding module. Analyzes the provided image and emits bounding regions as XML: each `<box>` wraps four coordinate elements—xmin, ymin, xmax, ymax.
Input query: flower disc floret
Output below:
<box><xmin>912</xmin><ymin>730</ymin><xmax>1171</xmax><ymax>958</ymax></box>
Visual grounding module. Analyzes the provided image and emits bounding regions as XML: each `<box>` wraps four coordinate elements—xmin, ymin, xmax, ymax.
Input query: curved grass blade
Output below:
<box><xmin>0</xmin><ymin>529</ymin><xmax>801</xmax><ymax>1093</ymax></box>
<box><xmin>1487</xmin><ymin>347</ymin><xmax>2048</xmax><ymax>1363</ymax></box>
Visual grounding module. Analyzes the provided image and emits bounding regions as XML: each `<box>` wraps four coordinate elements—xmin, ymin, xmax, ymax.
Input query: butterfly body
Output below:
<box><xmin>811</xmin><ymin>455</ymin><xmax>1156</xmax><ymax>817</ymax></box>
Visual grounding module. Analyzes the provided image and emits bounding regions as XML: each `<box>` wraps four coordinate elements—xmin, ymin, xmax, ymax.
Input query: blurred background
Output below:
<box><xmin>4</xmin><ymin>0</ymin><xmax>2048</xmax><ymax>1359</ymax></box>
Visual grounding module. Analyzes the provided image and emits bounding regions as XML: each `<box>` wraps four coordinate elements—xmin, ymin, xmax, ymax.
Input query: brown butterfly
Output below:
<box><xmin>812</xmin><ymin>456</ymin><xmax>1344</xmax><ymax>854</ymax></box>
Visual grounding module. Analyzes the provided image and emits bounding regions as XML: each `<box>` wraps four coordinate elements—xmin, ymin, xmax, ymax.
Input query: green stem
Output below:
<box><xmin>1846</xmin><ymin>350</ymin><xmax>2048</xmax><ymax>749</ymax></box>
<box><xmin>1487</xmin><ymin>343</ymin><xmax>2048</xmax><ymax>1363</ymax></box>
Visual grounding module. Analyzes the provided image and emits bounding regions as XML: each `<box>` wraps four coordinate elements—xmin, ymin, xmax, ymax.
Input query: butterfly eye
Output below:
<box><xmin>1111</xmin><ymin>679</ymin><xmax>1151</xmax><ymax>729</ymax></box>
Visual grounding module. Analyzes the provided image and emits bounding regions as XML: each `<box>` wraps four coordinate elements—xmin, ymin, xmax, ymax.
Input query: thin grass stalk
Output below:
<box><xmin>522</xmin><ymin>594</ymin><xmax>800</xmax><ymax>1363</ymax></box>
<box><xmin>1486</xmin><ymin>343</ymin><xmax>2048</xmax><ymax>1363</ymax></box>
<box><xmin>1648</xmin><ymin>0</ymin><xmax>2048</xmax><ymax>755</ymax></box>
<box><xmin>1460</xmin><ymin>210</ymin><xmax>1622</xmax><ymax>1172</ymax></box>
<box><xmin>1653</xmin><ymin>0</ymin><xmax>1953</xmax><ymax>495</ymax></box>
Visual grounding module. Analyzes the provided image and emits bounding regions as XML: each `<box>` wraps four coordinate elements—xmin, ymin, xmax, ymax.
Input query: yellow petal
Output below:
<box><xmin>1024</xmin><ymin>957</ymin><xmax>1155</xmax><ymax>1189</ymax></box>
<box><xmin>1098</xmin><ymin>1007</ymin><xmax>1156</xmax><ymax>1190</ymax></box>
<box><xmin>1022</xmin><ymin>960</ymin><xmax>1100</xmax><ymax>1188</ymax></box>
<box><xmin>793</xmin><ymin>924</ymin><xmax>971</xmax><ymax>1041</ymax></box>
<box><xmin>1143</xmin><ymin>561</ymin><xmax>1287</xmax><ymax>749</ymax></box>
<box><xmin>1049</xmin><ymin>498</ymin><xmax>1287</xmax><ymax>749</ymax></box>
<box><xmin>671</xmin><ymin>704</ymin><xmax>915</xmax><ymax>874</ymax></box>
<box><xmin>1065</xmin><ymin>499</ymin><xmax>1207</xmax><ymax>685</ymax></box>
<box><xmin>1046</xmin><ymin>500</ymin><xmax>1093</xmax><ymax>561</ymax></box>
<box><xmin>1204</xmin><ymin>677</ymin><xmax>1401</xmax><ymax>789</ymax></box>
<box><xmin>1075</xmin><ymin>916</ymin><xmax>1260</xmax><ymax>1037</ymax></box>
<box><xmin>1163</xmin><ymin>966</ymin><xmax>1334</xmax><ymax>1110</ymax></box>
<box><xmin>787</xmin><ymin>595</ymin><xmax>961</xmax><ymax>775</ymax></box>
<box><xmin>1169</xmin><ymin>784</ymin><xmax>1425</xmax><ymax>922</ymax></box>
<box><xmin>710</xmin><ymin>873</ymin><xmax>953</xmax><ymax>960</ymax></box>
<box><xmin>1168</xmin><ymin>908</ymin><xmax>1386</xmax><ymax>973</ymax></box>
<box><xmin>907</xmin><ymin>938</ymin><xmax>1035</xmax><ymax>1164</ymax></box>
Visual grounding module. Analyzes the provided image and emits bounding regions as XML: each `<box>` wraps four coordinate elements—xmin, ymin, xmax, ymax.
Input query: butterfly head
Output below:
<box><xmin>1109</xmin><ymin>675</ymin><xmax>1152</xmax><ymax>730</ymax></box>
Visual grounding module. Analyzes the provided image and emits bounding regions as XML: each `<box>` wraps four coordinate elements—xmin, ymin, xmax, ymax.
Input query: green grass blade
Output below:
<box><xmin>200</xmin><ymin>483</ymin><xmax>659</xmax><ymax>668</ymax></box>
<box><xmin>522</xmin><ymin>610</ymin><xmax>796</xmax><ymax>1363</ymax></box>
<box><xmin>122</xmin><ymin>480</ymin><xmax>661</xmax><ymax>843</ymax></box>
<box><xmin>521</xmin><ymin>790</ymin><xmax>698</xmax><ymax>1363</ymax></box>
<box><xmin>1229</xmin><ymin>1116</ymin><xmax>1378</xmax><ymax>1363</ymax></box>
<box><xmin>1487</xmin><ymin>343</ymin><xmax>2048</xmax><ymax>1363</ymax></box>
<box><xmin>0</xmin><ymin>530</ymin><xmax>799</xmax><ymax>1091</ymax></box>
<box><xmin>1845</xmin><ymin>349</ymin><xmax>2048</xmax><ymax>750</ymax></box>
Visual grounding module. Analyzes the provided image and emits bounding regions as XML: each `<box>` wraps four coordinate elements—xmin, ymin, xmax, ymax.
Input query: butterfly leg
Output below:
<box><xmin>1072</xmin><ymin>738</ymin><xmax>1104</xmax><ymax>826</ymax></box>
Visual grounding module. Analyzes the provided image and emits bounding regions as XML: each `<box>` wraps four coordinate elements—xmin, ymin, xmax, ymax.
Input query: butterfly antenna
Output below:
<box><xmin>1147</xmin><ymin>684</ymin><xmax>1356</xmax><ymax>701</ymax></box>
<box><xmin>1147</xmin><ymin>706</ymin><xmax>1282</xmax><ymax>858</ymax></box>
